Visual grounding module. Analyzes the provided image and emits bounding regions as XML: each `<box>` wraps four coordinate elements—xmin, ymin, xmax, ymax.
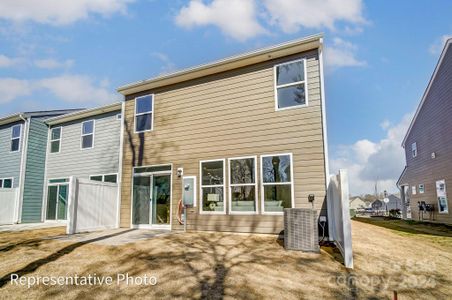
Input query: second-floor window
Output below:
<box><xmin>81</xmin><ymin>120</ymin><xmax>94</xmax><ymax>149</ymax></box>
<box><xmin>50</xmin><ymin>127</ymin><xmax>62</xmax><ymax>153</ymax></box>
<box><xmin>274</xmin><ymin>59</ymin><xmax>307</xmax><ymax>110</ymax></box>
<box><xmin>411</xmin><ymin>142</ymin><xmax>417</xmax><ymax>158</ymax></box>
<box><xmin>135</xmin><ymin>95</ymin><xmax>153</xmax><ymax>132</ymax></box>
<box><xmin>10</xmin><ymin>124</ymin><xmax>21</xmax><ymax>152</ymax></box>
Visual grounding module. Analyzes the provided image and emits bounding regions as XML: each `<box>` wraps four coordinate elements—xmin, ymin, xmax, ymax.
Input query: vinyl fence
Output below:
<box><xmin>67</xmin><ymin>177</ymin><xmax>119</xmax><ymax>234</ymax></box>
<box><xmin>327</xmin><ymin>169</ymin><xmax>353</xmax><ymax>269</ymax></box>
<box><xmin>0</xmin><ymin>188</ymin><xmax>19</xmax><ymax>225</ymax></box>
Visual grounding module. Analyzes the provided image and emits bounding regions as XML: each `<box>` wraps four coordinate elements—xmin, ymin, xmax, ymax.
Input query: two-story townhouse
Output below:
<box><xmin>0</xmin><ymin>109</ymin><xmax>79</xmax><ymax>224</ymax></box>
<box><xmin>117</xmin><ymin>34</ymin><xmax>329</xmax><ymax>234</ymax></box>
<box><xmin>42</xmin><ymin>103</ymin><xmax>123</xmax><ymax>222</ymax></box>
<box><xmin>398</xmin><ymin>38</ymin><xmax>452</xmax><ymax>225</ymax></box>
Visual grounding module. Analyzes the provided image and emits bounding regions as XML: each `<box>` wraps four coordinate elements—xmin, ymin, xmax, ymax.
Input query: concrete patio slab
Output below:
<box><xmin>0</xmin><ymin>223</ymin><xmax>66</xmax><ymax>232</ymax></box>
<box><xmin>47</xmin><ymin>228</ymin><xmax>172</xmax><ymax>246</ymax></box>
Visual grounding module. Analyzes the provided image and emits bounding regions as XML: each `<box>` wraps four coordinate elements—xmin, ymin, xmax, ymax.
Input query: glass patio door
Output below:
<box><xmin>46</xmin><ymin>184</ymin><xmax>68</xmax><ymax>220</ymax></box>
<box><xmin>132</xmin><ymin>173</ymin><xmax>171</xmax><ymax>227</ymax></box>
<box><xmin>151</xmin><ymin>175</ymin><xmax>171</xmax><ymax>225</ymax></box>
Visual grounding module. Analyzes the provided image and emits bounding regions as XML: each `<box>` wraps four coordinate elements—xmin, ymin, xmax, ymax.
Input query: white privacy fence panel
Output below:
<box><xmin>0</xmin><ymin>188</ymin><xmax>19</xmax><ymax>225</ymax></box>
<box><xmin>67</xmin><ymin>177</ymin><xmax>119</xmax><ymax>234</ymax></box>
<box><xmin>327</xmin><ymin>169</ymin><xmax>353</xmax><ymax>269</ymax></box>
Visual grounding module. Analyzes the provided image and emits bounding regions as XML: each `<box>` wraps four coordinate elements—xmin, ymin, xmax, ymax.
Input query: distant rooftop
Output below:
<box><xmin>0</xmin><ymin>108</ymin><xmax>83</xmax><ymax>126</ymax></box>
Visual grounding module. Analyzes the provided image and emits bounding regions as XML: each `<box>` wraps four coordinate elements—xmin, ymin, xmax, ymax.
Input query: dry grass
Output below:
<box><xmin>0</xmin><ymin>220</ymin><xmax>451</xmax><ymax>300</ymax></box>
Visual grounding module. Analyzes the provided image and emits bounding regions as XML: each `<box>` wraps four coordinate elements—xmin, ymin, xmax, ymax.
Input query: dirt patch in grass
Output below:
<box><xmin>0</xmin><ymin>221</ymin><xmax>451</xmax><ymax>299</ymax></box>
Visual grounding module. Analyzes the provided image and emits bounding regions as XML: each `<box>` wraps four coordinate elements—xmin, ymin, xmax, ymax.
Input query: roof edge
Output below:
<box><xmin>0</xmin><ymin>113</ymin><xmax>24</xmax><ymax>126</ymax></box>
<box><xmin>402</xmin><ymin>38</ymin><xmax>452</xmax><ymax>147</ymax></box>
<box><xmin>117</xmin><ymin>33</ymin><xmax>323</xmax><ymax>95</ymax></box>
<box><xmin>45</xmin><ymin>102</ymin><xmax>122</xmax><ymax>125</ymax></box>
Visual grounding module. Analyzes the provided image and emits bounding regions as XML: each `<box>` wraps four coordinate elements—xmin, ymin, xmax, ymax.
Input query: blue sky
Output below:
<box><xmin>0</xmin><ymin>0</ymin><xmax>451</xmax><ymax>195</ymax></box>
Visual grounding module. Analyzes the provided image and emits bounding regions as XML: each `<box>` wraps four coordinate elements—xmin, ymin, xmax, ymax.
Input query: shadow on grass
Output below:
<box><xmin>0</xmin><ymin>229</ymin><xmax>136</xmax><ymax>288</ymax></box>
<box><xmin>353</xmin><ymin>217</ymin><xmax>452</xmax><ymax>237</ymax></box>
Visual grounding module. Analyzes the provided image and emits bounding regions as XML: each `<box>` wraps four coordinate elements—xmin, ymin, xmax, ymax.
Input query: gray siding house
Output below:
<box><xmin>398</xmin><ymin>38</ymin><xmax>452</xmax><ymax>225</ymax></box>
<box><xmin>43</xmin><ymin>103</ymin><xmax>123</xmax><ymax>222</ymax></box>
<box><xmin>0</xmin><ymin>110</ymin><xmax>79</xmax><ymax>223</ymax></box>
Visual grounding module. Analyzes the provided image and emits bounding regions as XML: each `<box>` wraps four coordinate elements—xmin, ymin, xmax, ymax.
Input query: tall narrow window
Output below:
<box><xmin>229</xmin><ymin>156</ymin><xmax>257</xmax><ymax>214</ymax></box>
<box><xmin>135</xmin><ymin>95</ymin><xmax>153</xmax><ymax>132</ymax></box>
<box><xmin>81</xmin><ymin>120</ymin><xmax>94</xmax><ymax>149</ymax></box>
<box><xmin>436</xmin><ymin>180</ymin><xmax>449</xmax><ymax>214</ymax></box>
<box><xmin>261</xmin><ymin>153</ymin><xmax>294</xmax><ymax>213</ymax></box>
<box><xmin>411</xmin><ymin>142</ymin><xmax>417</xmax><ymax>158</ymax></box>
<box><xmin>200</xmin><ymin>159</ymin><xmax>225</xmax><ymax>214</ymax></box>
<box><xmin>50</xmin><ymin>127</ymin><xmax>62</xmax><ymax>153</ymax></box>
<box><xmin>10</xmin><ymin>124</ymin><xmax>21</xmax><ymax>152</ymax></box>
<box><xmin>274</xmin><ymin>59</ymin><xmax>307</xmax><ymax>110</ymax></box>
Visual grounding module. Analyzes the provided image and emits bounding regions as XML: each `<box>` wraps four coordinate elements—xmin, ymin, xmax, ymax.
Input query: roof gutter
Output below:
<box><xmin>117</xmin><ymin>33</ymin><xmax>323</xmax><ymax>96</ymax></box>
<box><xmin>0</xmin><ymin>113</ymin><xmax>25</xmax><ymax>126</ymax></box>
<box><xmin>45</xmin><ymin>102</ymin><xmax>122</xmax><ymax>126</ymax></box>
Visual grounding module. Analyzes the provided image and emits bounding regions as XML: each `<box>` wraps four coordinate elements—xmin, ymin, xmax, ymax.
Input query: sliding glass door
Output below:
<box><xmin>132</xmin><ymin>168</ymin><xmax>171</xmax><ymax>228</ymax></box>
<box><xmin>46</xmin><ymin>183</ymin><xmax>68</xmax><ymax>220</ymax></box>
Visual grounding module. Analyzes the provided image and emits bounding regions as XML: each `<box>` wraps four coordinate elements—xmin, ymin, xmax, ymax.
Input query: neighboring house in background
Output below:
<box><xmin>117</xmin><ymin>34</ymin><xmax>329</xmax><ymax>234</ymax></box>
<box><xmin>386</xmin><ymin>194</ymin><xmax>402</xmax><ymax>211</ymax></box>
<box><xmin>0</xmin><ymin>110</ymin><xmax>79</xmax><ymax>223</ymax></box>
<box><xmin>349</xmin><ymin>197</ymin><xmax>367</xmax><ymax>210</ymax></box>
<box><xmin>371</xmin><ymin>199</ymin><xmax>384</xmax><ymax>211</ymax></box>
<box><xmin>42</xmin><ymin>103</ymin><xmax>123</xmax><ymax>222</ymax></box>
<box><xmin>398</xmin><ymin>38</ymin><xmax>452</xmax><ymax>225</ymax></box>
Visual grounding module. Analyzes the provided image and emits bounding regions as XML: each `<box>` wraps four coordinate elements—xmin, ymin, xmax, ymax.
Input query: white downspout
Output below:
<box><xmin>17</xmin><ymin>114</ymin><xmax>30</xmax><ymax>224</ymax></box>
<box><xmin>116</xmin><ymin>101</ymin><xmax>125</xmax><ymax>229</ymax></box>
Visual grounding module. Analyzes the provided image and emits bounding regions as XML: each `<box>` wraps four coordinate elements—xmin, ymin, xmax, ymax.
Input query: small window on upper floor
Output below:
<box><xmin>135</xmin><ymin>95</ymin><xmax>153</xmax><ymax>133</ymax></box>
<box><xmin>50</xmin><ymin>127</ymin><xmax>62</xmax><ymax>153</ymax></box>
<box><xmin>411</xmin><ymin>142</ymin><xmax>417</xmax><ymax>158</ymax></box>
<box><xmin>10</xmin><ymin>124</ymin><xmax>21</xmax><ymax>152</ymax></box>
<box><xmin>81</xmin><ymin>120</ymin><xmax>94</xmax><ymax>149</ymax></box>
<box><xmin>274</xmin><ymin>59</ymin><xmax>307</xmax><ymax>110</ymax></box>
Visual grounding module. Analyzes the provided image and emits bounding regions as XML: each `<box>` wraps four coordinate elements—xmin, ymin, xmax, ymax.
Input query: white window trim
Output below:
<box><xmin>50</xmin><ymin>126</ymin><xmax>62</xmax><ymax>154</ymax></box>
<box><xmin>274</xmin><ymin>58</ymin><xmax>309</xmax><ymax>111</ymax></box>
<box><xmin>419</xmin><ymin>184</ymin><xmax>425</xmax><ymax>194</ymax></box>
<box><xmin>411</xmin><ymin>186</ymin><xmax>417</xmax><ymax>195</ymax></box>
<box><xmin>436</xmin><ymin>179</ymin><xmax>449</xmax><ymax>214</ymax></box>
<box><xmin>10</xmin><ymin>124</ymin><xmax>22</xmax><ymax>153</ymax></box>
<box><xmin>199</xmin><ymin>158</ymin><xmax>226</xmax><ymax>215</ymax></box>
<box><xmin>134</xmin><ymin>94</ymin><xmax>154</xmax><ymax>133</ymax></box>
<box><xmin>0</xmin><ymin>177</ymin><xmax>14</xmax><ymax>189</ymax></box>
<box><xmin>411</xmin><ymin>142</ymin><xmax>417</xmax><ymax>158</ymax></box>
<box><xmin>260</xmin><ymin>153</ymin><xmax>295</xmax><ymax>215</ymax></box>
<box><xmin>89</xmin><ymin>173</ymin><xmax>118</xmax><ymax>183</ymax></box>
<box><xmin>228</xmin><ymin>156</ymin><xmax>258</xmax><ymax>215</ymax></box>
<box><xmin>182</xmin><ymin>175</ymin><xmax>197</xmax><ymax>207</ymax></box>
<box><xmin>80</xmin><ymin>120</ymin><xmax>95</xmax><ymax>150</ymax></box>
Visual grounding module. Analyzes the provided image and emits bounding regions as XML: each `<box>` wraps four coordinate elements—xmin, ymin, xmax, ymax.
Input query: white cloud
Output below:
<box><xmin>37</xmin><ymin>75</ymin><xmax>117</xmax><ymax>104</ymax></box>
<box><xmin>34</xmin><ymin>58</ymin><xmax>74</xmax><ymax>69</ymax></box>
<box><xmin>175</xmin><ymin>0</ymin><xmax>266</xmax><ymax>41</ymax></box>
<box><xmin>150</xmin><ymin>52</ymin><xmax>177</xmax><ymax>75</ymax></box>
<box><xmin>0</xmin><ymin>0</ymin><xmax>133</xmax><ymax>25</ymax></box>
<box><xmin>0</xmin><ymin>74</ymin><xmax>117</xmax><ymax>105</ymax></box>
<box><xmin>0</xmin><ymin>78</ymin><xmax>32</xmax><ymax>103</ymax></box>
<box><xmin>0</xmin><ymin>54</ymin><xmax>22</xmax><ymax>68</ymax></box>
<box><xmin>429</xmin><ymin>34</ymin><xmax>452</xmax><ymax>55</ymax></box>
<box><xmin>330</xmin><ymin>113</ymin><xmax>413</xmax><ymax>195</ymax></box>
<box><xmin>380</xmin><ymin>119</ymin><xmax>391</xmax><ymax>130</ymax></box>
<box><xmin>263</xmin><ymin>0</ymin><xmax>366</xmax><ymax>33</ymax></box>
<box><xmin>324</xmin><ymin>37</ymin><xmax>366</xmax><ymax>69</ymax></box>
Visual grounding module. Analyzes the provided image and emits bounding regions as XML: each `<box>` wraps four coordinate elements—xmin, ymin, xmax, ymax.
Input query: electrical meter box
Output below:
<box><xmin>182</xmin><ymin>176</ymin><xmax>196</xmax><ymax>207</ymax></box>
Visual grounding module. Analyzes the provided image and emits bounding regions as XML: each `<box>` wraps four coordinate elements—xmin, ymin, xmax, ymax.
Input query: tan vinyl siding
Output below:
<box><xmin>120</xmin><ymin>50</ymin><xmax>326</xmax><ymax>233</ymax></box>
<box><xmin>402</xmin><ymin>43</ymin><xmax>452</xmax><ymax>224</ymax></box>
